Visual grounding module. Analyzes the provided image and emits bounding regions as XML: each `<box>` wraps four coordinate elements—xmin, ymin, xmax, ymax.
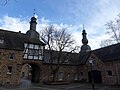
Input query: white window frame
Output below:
<box><xmin>23</xmin><ymin>43</ymin><xmax>44</xmax><ymax>60</ymax></box>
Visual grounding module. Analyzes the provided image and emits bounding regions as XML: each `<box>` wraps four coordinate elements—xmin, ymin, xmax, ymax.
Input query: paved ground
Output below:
<box><xmin>0</xmin><ymin>79</ymin><xmax>120</xmax><ymax>90</ymax></box>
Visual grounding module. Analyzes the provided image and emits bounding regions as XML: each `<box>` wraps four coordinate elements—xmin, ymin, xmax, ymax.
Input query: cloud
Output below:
<box><xmin>56</xmin><ymin>0</ymin><xmax>120</xmax><ymax>50</ymax></box>
<box><xmin>65</xmin><ymin>0</ymin><xmax>120</xmax><ymax>50</ymax></box>
<box><xmin>0</xmin><ymin>15</ymin><xmax>29</xmax><ymax>33</ymax></box>
<box><xmin>1</xmin><ymin>0</ymin><xmax>120</xmax><ymax>51</ymax></box>
<box><xmin>0</xmin><ymin>15</ymin><xmax>49</xmax><ymax>32</ymax></box>
<box><xmin>86</xmin><ymin>0</ymin><xmax>120</xmax><ymax>49</ymax></box>
<box><xmin>0</xmin><ymin>15</ymin><xmax>83</xmax><ymax>49</ymax></box>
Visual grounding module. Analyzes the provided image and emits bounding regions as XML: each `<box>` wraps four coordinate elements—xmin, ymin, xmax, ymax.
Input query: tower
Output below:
<box><xmin>26</xmin><ymin>16</ymin><xmax>39</xmax><ymax>39</ymax></box>
<box><xmin>81</xmin><ymin>28</ymin><xmax>91</xmax><ymax>52</ymax></box>
<box><xmin>24</xmin><ymin>16</ymin><xmax>45</xmax><ymax>60</ymax></box>
<box><xmin>30</xmin><ymin>16</ymin><xmax>37</xmax><ymax>30</ymax></box>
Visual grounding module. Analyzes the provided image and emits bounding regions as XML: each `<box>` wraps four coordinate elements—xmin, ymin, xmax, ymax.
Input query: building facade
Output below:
<box><xmin>0</xmin><ymin>16</ymin><xmax>120</xmax><ymax>86</ymax></box>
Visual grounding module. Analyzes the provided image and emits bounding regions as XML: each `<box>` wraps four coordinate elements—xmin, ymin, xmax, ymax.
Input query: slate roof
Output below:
<box><xmin>0</xmin><ymin>29</ymin><xmax>45</xmax><ymax>50</ymax></box>
<box><xmin>24</xmin><ymin>36</ymin><xmax>45</xmax><ymax>45</ymax></box>
<box><xmin>1</xmin><ymin>29</ymin><xmax>120</xmax><ymax>63</ymax></box>
<box><xmin>43</xmin><ymin>49</ymin><xmax>91</xmax><ymax>65</ymax></box>
<box><xmin>0</xmin><ymin>29</ymin><xmax>24</xmax><ymax>50</ymax></box>
<box><xmin>93</xmin><ymin>43</ymin><xmax>120</xmax><ymax>62</ymax></box>
<box><xmin>44</xmin><ymin>42</ymin><xmax>120</xmax><ymax>65</ymax></box>
<box><xmin>43</xmin><ymin>49</ymin><xmax>78</xmax><ymax>65</ymax></box>
<box><xmin>78</xmin><ymin>51</ymin><xmax>91</xmax><ymax>64</ymax></box>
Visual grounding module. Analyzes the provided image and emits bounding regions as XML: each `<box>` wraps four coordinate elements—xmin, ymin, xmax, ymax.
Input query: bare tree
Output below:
<box><xmin>100</xmin><ymin>14</ymin><xmax>120</xmax><ymax>47</ymax></box>
<box><xmin>41</xmin><ymin>25</ymin><xmax>79</xmax><ymax>81</ymax></box>
<box><xmin>0</xmin><ymin>0</ymin><xmax>9</xmax><ymax>6</ymax></box>
<box><xmin>0</xmin><ymin>0</ymin><xmax>17</xmax><ymax>6</ymax></box>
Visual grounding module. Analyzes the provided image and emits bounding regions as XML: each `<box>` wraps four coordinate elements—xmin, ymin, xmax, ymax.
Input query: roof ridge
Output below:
<box><xmin>0</xmin><ymin>29</ymin><xmax>25</xmax><ymax>35</ymax></box>
<box><xmin>93</xmin><ymin>43</ymin><xmax>120</xmax><ymax>51</ymax></box>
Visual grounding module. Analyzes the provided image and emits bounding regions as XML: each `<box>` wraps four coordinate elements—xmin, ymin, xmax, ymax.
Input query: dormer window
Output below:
<box><xmin>0</xmin><ymin>37</ymin><xmax>4</xmax><ymax>44</ymax></box>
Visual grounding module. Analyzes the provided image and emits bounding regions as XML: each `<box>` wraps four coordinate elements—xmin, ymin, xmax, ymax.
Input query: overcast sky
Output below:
<box><xmin>0</xmin><ymin>0</ymin><xmax>120</xmax><ymax>50</ymax></box>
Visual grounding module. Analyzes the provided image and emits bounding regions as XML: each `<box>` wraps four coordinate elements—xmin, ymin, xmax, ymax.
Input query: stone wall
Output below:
<box><xmin>103</xmin><ymin>61</ymin><xmax>120</xmax><ymax>85</ymax></box>
<box><xmin>81</xmin><ymin>53</ymin><xmax>120</xmax><ymax>85</ymax></box>
<box><xmin>1</xmin><ymin>49</ymin><xmax>119</xmax><ymax>86</ymax></box>
<box><xmin>0</xmin><ymin>49</ymin><xmax>23</xmax><ymax>86</ymax></box>
<box><xmin>41</xmin><ymin>64</ymin><xmax>79</xmax><ymax>82</ymax></box>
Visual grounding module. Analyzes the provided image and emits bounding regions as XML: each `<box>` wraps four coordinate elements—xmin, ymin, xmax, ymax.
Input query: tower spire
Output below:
<box><xmin>26</xmin><ymin>15</ymin><xmax>39</xmax><ymax>39</ymax></box>
<box><xmin>30</xmin><ymin>11</ymin><xmax>37</xmax><ymax>31</ymax></box>
<box><xmin>82</xmin><ymin>30</ymin><xmax>88</xmax><ymax>45</ymax></box>
<box><xmin>81</xmin><ymin>26</ymin><xmax>91</xmax><ymax>52</ymax></box>
<box><xmin>83</xmin><ymin>24</ymin><xmax>85</xmax><ymax>30</ymax></box>
<box><xmin>82</xmin><ymin>26</ymin><xmax>88</xmax><ymax>45</ymax></box>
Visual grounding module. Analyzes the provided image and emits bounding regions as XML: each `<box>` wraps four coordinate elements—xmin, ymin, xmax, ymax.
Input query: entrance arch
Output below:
<box><xmin>30</xmin><ymin>63</ymin><xmax>40</xmax><ymax>83</ymax></box>
<box><xmin>21</xmin><ymin>63</ymin><xmax>40</xmax><ymax>83</ymax></box>
<box><xmin>88</xmin><ymin>70</ymin><xmax>102</xmax><ymax>83</ymax></box>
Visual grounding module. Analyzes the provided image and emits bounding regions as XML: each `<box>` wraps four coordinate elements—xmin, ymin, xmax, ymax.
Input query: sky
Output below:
<box><xmin>0</xmin><ymin>0</ymin><xmax>120</xmax><ymax>50</ymax></box>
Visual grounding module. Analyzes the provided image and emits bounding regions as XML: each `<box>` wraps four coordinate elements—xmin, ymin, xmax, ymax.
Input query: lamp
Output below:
<box><xmin>89</xmin><ymin>58</ymin><xmax>95</xmax><ymax>90</ymax></box>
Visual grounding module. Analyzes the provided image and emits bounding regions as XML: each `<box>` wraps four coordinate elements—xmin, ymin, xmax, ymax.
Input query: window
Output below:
<box><xmin>50</xmin><ymin>73</ymin><xmax>53</xmax><ymax>78</ymax></box>
<box><xmin>35</xmin><ymin>45</ymin><xmax>39</xmax><ymax>49</ymax></box>
<box><xmin>39</xmin><ymin>56</ymin><xmax>43</xmax><ymax>60</ymax></box>
<box><xmin>28</xmin><ymin>49</ymin><xmax>39</xmax><ymax>56</ymax></box>
<box><xmin>0</xmin><ymin>37</ymin><xmax>4</xmax><ymax>44</ymax></box>
<box><xmin>40</xmin><ymin>46</ymin><xmax>44</xmax><ymax>50</ymax></box>
<box><xmin>67</xmin><ymin>73</ymin><xmax>70</xmax><ymax>77</ymax></box>
<box><xmin>34</xmin><ymin>56</ymin><xmax>38</xmax><ymax>59</ymax></box>
<box><xmin>29</xmin><ymin>44</ymin><xmax>34</xmax><ymax>49</ymax></box>
<box><xmin>80</xmin><ymin>72</ymin><xmax>83</xmax><ymax>76</ymax></box>
<box><xmin>23</xmin><ymin>43</ymin><xmax>44</xmax><ymax>60</ymax></box>
<box><xmin>59</xmin><ymin>72</ymin><xmax>63</xmax><ymax>81</ymax></box>
<box><xmin>9</xmin><ymin>53</ymin><xmax>14</xmax><ymax>60</ymax></box>
<box><xmin>7</xmin><ymin>66</ymin><xmax>12</xmax><ymax>74</ymax></box>
<box><xmin>39</xmin><ymin>49</ymin><xmax>43</xmax><ymax>55</ymax></box>
<box><xmin>107</xmin><ymin>70</ymin><xmax>112</xmax><ymax>76</ymax></box>
<box><xmin>74</xmin><ymin>73</ymin><xmax>78</xmax><ymax>80</ymax></box>
<box><xmin>28</xmin><ymin>56</ymin><xmax>33</xmax><ymax>59</ymax></box>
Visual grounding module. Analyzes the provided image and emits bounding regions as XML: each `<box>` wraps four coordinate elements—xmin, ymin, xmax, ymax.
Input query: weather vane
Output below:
<box><xmin>33</xmin><ymin>9</ymin><xmax>36</xmax><ymax>16</ymax></box>
<box><xmin>83</xmin><ymin>24</ymin><xmax>85</xmax><ymax>30</ymax></box>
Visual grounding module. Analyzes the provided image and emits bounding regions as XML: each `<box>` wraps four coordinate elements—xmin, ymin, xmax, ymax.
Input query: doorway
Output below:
<box><xmin>88</xmin><ymin>70</ymin><xmax>102</xmax><ymax>83</ymax></box>
<box><xmin>21</xmin><ymin>63</ymin><xmax>40</xmax><ymax>83</ymax></box>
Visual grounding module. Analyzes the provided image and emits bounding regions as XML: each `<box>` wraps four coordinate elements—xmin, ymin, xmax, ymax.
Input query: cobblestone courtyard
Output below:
<box><xmin>0</xmin><ymin>79</ymin><xmax>120</xmax><ymax>90</ymax></box>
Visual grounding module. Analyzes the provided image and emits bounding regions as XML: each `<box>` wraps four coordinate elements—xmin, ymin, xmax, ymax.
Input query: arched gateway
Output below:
<box><xmin>22</xmin><ymin>61</ymin><xmax>42</xmax><ymax>83</ymax></box>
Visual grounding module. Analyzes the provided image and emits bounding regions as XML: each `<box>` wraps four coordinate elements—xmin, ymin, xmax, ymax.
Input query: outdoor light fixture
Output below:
<box><xmin>89</xmin><ymin>58</ymin><xmax>95</xmax><ymax>90</ymax></box>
